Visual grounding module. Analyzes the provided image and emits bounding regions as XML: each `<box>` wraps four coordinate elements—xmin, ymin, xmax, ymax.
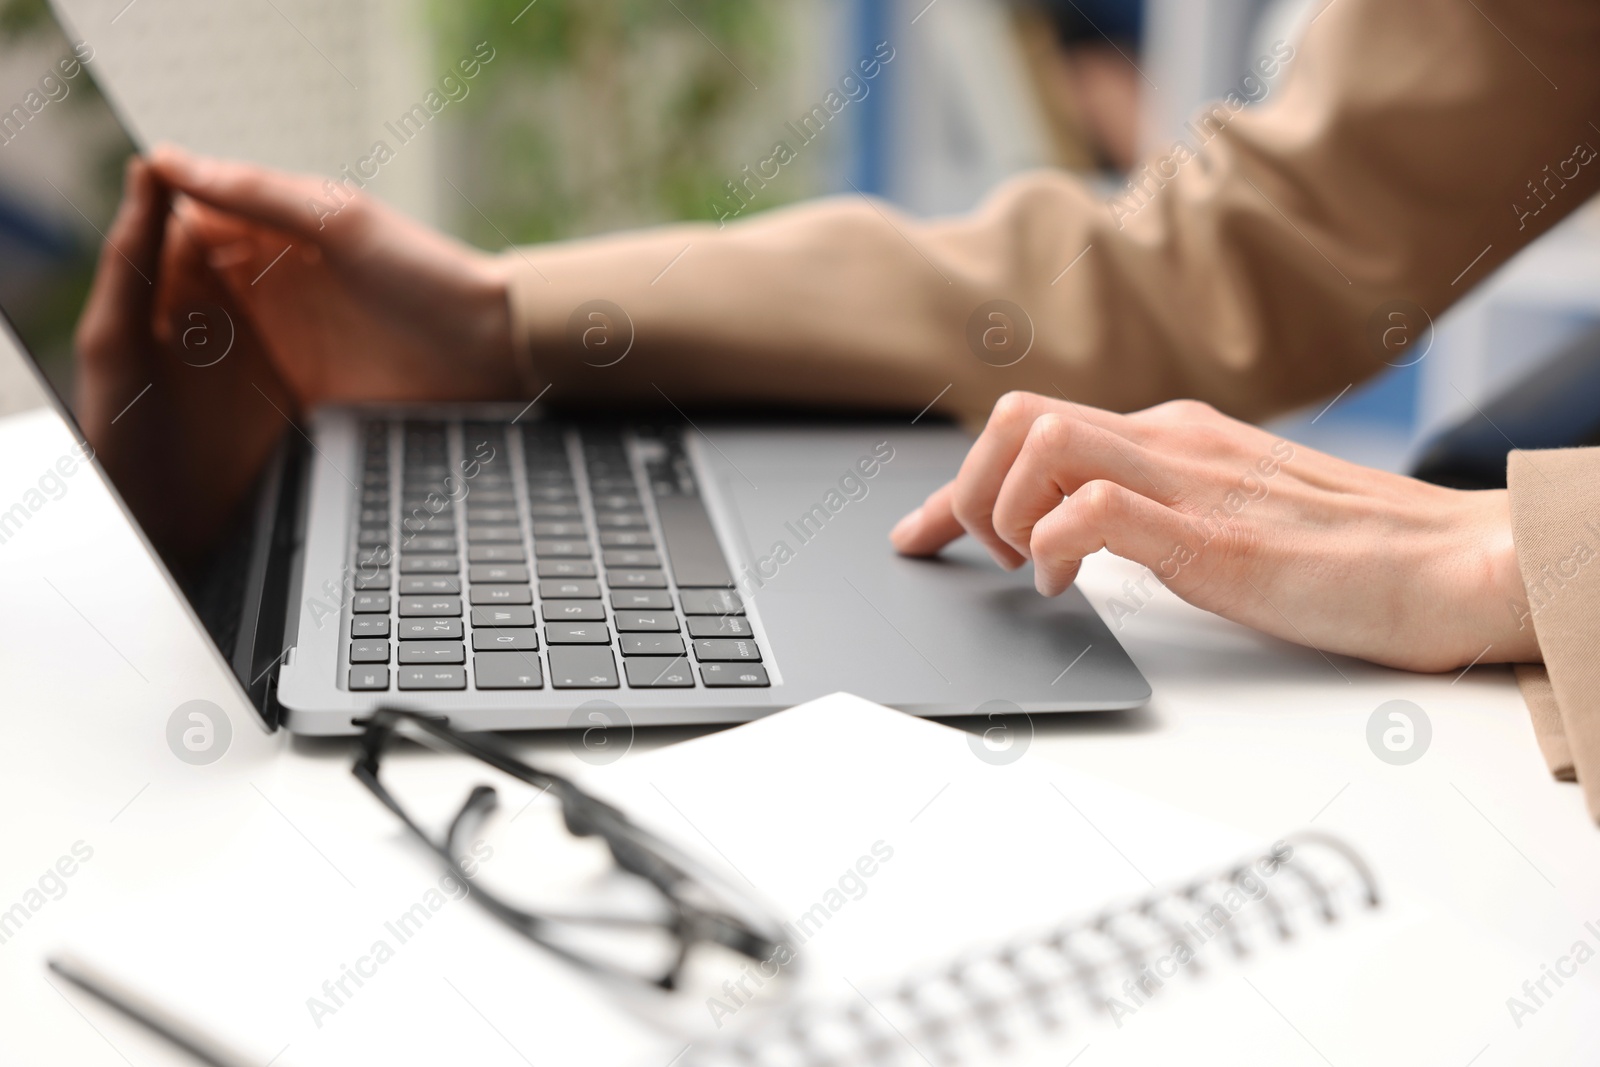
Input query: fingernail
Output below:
<box><xmin>889</xmin><ymin>507</ymin><xmax>921</xmax><ymax>544</ymax></box>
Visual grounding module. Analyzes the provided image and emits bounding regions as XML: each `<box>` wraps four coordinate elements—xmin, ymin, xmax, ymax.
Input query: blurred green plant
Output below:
<box><xmin>428</xmin><ymin>0</ymin><xmax>789</xmax><ymax>245</ymax></box>
<box><xmin>0</xmin><ymin>0</ymin><xmax>50</xmax><ymax>34</ymax></box>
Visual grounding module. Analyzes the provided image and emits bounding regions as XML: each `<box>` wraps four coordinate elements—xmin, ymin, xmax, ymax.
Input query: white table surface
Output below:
<box><xmin>1</xmin><ymin>404</ymin><xmax>1596</xmax><ymax>1065</ymax></box>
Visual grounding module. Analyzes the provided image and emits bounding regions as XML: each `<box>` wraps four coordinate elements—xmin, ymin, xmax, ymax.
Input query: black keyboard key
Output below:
<box><xmin>356</xmin><ymin>527</ymin><xmax>391</xmax><ymax>547</ymax></box>
<box><xmin>625</xmin><ymin>656</ymin><xmax>695</xmax><ymax>688</ymax></box>
<box><xmin>680</xmin><ymin>589</ymin><xmax>745</xmax><ymax>616</ymax></box>
<box><xmin>593</xmin><ymin>493</ymin><xmax>640</xmax><ymax>510</ymax></box>
<box><xmin>541</xmin><ymin>600</ymin><xmax>605</xmax><ymax>622</ymax></box>
<box><xmin>603</xmin><ymin>549</ymin><xmax>660</xmax><ymax>569</ymax></box>
<box><xmin>400</xmin><ymin>576</ymin><xmax>461</xmax><ymax>595</ymax></box>
<box><xmin>466</xmin><ymin>507</ymin><xmax>519</xmax><ymax>524</ymax></box>
<box><xmin>595</xmin><ymin>511</ymin><xmax>649</xmax><ymax>529</ymax></box>
<box><xmin>400</xmin><ymin>556</ymin><xmax>458</xmax><ymax>574</ymax></box>
<box><xmin>351</xmin><ymin>616</ymin><xmax>390</xmax><ymax>638</ymax></box>
<box><xmin>357</xmin><ymin>545</ymin><xmax>393</xmax><ymax>569</ymax></box>
<box><xmin>611</xmin><ymin>590</ymin><xmax>672</xmax><ymax>611</ymax></box>
<box><xmin>614</xmin><ymin>612</ymin><xmax>679</xmax><ymax>632</ymax></box>
<box><xmin>349</xmin><ymin>640</ymin><xmax>389</xmax><ymax>663</ymax></box>
<box><xmin>473</xmin><ymin>629</ymin><xmax>538</xmax><ymax>651</ymax></box>
<box><xmin>534</xmin><ymin>540</ymin><xmax>592</xmax><ymax>558</ymax></box>
<box><xmin>465</xmin><ymin>489</ymin><xmax>516</xmax><ymax>505</ymax></box>
<box><xmin>467</xmin><ymin>526</ymin><xmax>522</xmax><ymax>543</ymax></box>
<box><xmin>349</xmin><ymin>666</ymin><xmax>390</xmax><ymax>690</ymax></box>
<box><xmin>545</xmin><ymin>623</ymin><xmax>611</xmax><ymax>644</ymax></box>
<box><xmin>398</xmin><ymin>641</ymin><xmax>466</xmax><ymax>664</ymax></box>
<box><xmin>528</xmin><ymin>503</ymin><xmax>582</xmax><ymax>519</ymax></box>
<box><xmin>699</xmin><ymin>663</ymin><xmax>770</xmax><ymax>687</ymax></box>
<box><xmin>470</xmin><ymin>585</ymin><xmax>534</xmax><ymax>605</ymax></box>
<box><xmin>688</xmin><ymin>616</ymin><xmax>754</xmax><ymax>638</ymax></box>
<box><xmin>607</xmin><ymin>569</ymin><xmax>667</xmax><ymax>589</ymax></box>
<box><xmin>471</xmin><ymin>606</ymin><xmax>535</xmax><ymax>627</ymax></box>
<box><xmin>528</xmin><ymin>486</ymin><xmax>578</xmax><ymax>503</ymax></box>
<box><xmin>399</xmin><ymin>596</ymin><xmax>462</xmax><ymax>618</ymax></box>
<box><xmin>469</xmin><ymin>564</ymin><xmax>529</xmax><ymax>584</ymax></box>
<box><xmin>537</xmin><ymin>559</ymin><xmax>596</xmax><ymax>578</ymax></box>
<box><xmin>548</xmin><ymin>647</ymin><xmax>619</xmax><ymax>688</ymax></box>
<box><xmin>539</xmin><ymin>579</ymin><xmax>601</xmax><ymax>599</ymax></box>
<box><xmin>474</xmin><ymin>652</ymin><xmax>544</xmax><ymax>689</ymax></box>
<box><xmin>398</xmin><ymin>666</ymin><xmax>467</xmax><ymax>691</ymax></box>
<box><xmin>352</xmin><ymin>593</ymin><xmax>390</xmax><ymax>614</ymax></box>
<box><xmin>598</xmin><ymin>531</ymin><xmax>654</xmax><ymax>548</ymax></box>
<box><xmin>653</xmin><ymin>492</ymin><xmax>734</xmax><ymax>587</ymax></box>
<box><xmin>399</xmin><ymin>516</ymin><xmax>454</xmax><ymax>536</ymax></box>
<box><xmin>531</xmin><ymin>521</ymin><xmax>586</xmax><ymax>538</ymax></box>
<box><xmin>353</xmin><ymin>570</ymin><xmax>391</xmax><ymax>591</ymax></box>
<box><xmin>468</xmin><ymin>545</ymin><xmax>526</xmax><ymax>563</ymax></box>
<box><xmin>620</xmin><ymin>634</ymin><xmax>686</xmax><ymax>656</ymax></box>
<box><xmin>694</xmin><ymin>638</ymin><xmax>762</xmax><ymax>661</ymax></box>
<box><xmin>397</xmin><ymin>618</ymin><xmax>463</xmax><ymax>640</ymax></box>
<box><xmin>405</xmin><ymin>535</ymin><xmax>459</xmax><ymax>554</ymax></box>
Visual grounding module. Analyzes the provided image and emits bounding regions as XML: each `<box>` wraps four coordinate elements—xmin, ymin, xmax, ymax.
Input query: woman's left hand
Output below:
<box><xmin>890</xmin><ymin>392</ymin><xmax>1537</xmax><ymax>672</ymax></box>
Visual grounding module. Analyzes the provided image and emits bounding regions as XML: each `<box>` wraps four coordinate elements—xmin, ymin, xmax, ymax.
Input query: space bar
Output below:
<box><xmin>653</xmin><ymin>493</ymin><xmax>734</xmax><ymax>588</ymax></box>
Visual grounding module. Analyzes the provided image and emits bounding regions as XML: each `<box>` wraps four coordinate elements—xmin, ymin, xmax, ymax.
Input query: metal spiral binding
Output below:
<box><xmin>681</xmin><ymin>832</ymin><xmax>1380</xmax><ymax>1067</ymax></box>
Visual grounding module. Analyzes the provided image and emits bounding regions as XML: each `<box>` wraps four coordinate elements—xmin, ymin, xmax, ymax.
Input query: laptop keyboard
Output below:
<box><xmin>343</xmin><ymin>419</ymin><xmax>769</xmax><ymax>693</ymax></box>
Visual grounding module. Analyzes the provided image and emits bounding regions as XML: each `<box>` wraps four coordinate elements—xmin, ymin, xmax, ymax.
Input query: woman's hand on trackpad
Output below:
<box><xmin>890</xmin><ymin>391</ymin><xmax>1537</xmax><ymax>673</ymax></box>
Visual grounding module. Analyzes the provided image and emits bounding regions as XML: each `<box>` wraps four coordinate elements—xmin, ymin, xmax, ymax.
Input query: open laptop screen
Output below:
<box><xmin>0</xmin><ymin>5</ymin><xmax>123</xmax><ymax>392</ymax></box>
<box><xmin>0</xmin><ymin>1</ymin><xmax>290</xmax><ymax>702</ymax></box>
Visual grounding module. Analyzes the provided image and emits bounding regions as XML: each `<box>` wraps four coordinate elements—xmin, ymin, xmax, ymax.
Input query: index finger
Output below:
<box><xmin>74</xmin><ymin>157</ymin><xmax>168</xmax><ymax>359</ymax></box>
<box><xmin>889</xmin><ymin>480</ymin><xmax>964</xmax><ymax>556</ymax></box>
<box><xmin>149</xmin><ymin>143</ymin><xmax>335</xmax><ymax>239</ymax></box>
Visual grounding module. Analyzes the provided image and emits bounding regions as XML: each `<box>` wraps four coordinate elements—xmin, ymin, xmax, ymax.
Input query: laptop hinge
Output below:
<box><xmin>234</xmin><ymin>432</ymin><xmax>309</xmax><ymax>731</ymax></box>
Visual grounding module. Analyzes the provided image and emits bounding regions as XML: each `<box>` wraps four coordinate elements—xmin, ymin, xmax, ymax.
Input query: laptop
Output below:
<box><xmin>0</xmin><ymin>3</ymin><xmax>1149</xmax><ymax>735</ymax></box>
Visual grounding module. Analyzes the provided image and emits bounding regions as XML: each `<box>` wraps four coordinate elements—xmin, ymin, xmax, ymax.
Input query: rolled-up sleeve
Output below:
<box><xmin>1508</xmin><ymin>449</ymin><xmax>1600</xmax><ymax>823</ymax></box>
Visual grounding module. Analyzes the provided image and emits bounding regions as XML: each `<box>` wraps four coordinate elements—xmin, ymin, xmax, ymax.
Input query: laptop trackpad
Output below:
<box><xmin>700</xmin><ymin>427</ymin><xmax>1149</xmax><ymax>712</ymax></box>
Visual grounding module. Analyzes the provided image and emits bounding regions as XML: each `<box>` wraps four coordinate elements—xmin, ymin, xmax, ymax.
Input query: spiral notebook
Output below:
<box><xmin>673</xmin><ymin>834</ymin><xmax>1379</xmax><ymax>1066</ymax></box>
<box><xmin>582</xmin><ymin>694</ymin><xmax>1387</xmax><ymax>1067</ymax></box>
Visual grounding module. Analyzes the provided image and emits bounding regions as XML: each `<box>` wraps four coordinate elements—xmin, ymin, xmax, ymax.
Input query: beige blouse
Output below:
<box><xmin>499</xmin><ymin>0</ymin><xmax>1600</xmax><ymax>821</ymax></box>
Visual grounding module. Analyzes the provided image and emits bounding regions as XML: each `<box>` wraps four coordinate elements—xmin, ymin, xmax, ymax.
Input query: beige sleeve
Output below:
<box><xmin>1509</xmin><ymin>449</ymin><xmax>1600</xmax><ymax>824</ymax></box>
<box><xmin>500</xmin><ymin>0</ymin><xmax>1600</xmax><ymax>426</ymax></box>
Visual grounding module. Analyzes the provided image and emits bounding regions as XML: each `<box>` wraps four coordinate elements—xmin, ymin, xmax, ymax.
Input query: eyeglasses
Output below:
<box><xmin>353</xmin><ymin>708</ymin><xmax>787</xmax><ymax>991</ymax></box>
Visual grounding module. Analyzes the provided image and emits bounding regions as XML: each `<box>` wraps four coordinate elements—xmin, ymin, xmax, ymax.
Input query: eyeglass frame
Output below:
<box><xmin>352</xmin><ymin>707</ymin><xmax>786</xmax><ymax>991</ymax></box>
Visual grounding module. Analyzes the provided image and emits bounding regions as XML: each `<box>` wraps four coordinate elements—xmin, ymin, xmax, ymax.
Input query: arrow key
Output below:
<box><xmin>624</xmin><ymin>656</ymin><xmax>695</xmax><ymax>688</ymax></box>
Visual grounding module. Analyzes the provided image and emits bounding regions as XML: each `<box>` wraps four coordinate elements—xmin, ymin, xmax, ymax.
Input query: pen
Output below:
<box><xmin>47</xmin><ymin>953</ymin><xmax>265</xmax><ymax>1067</ymax></box>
